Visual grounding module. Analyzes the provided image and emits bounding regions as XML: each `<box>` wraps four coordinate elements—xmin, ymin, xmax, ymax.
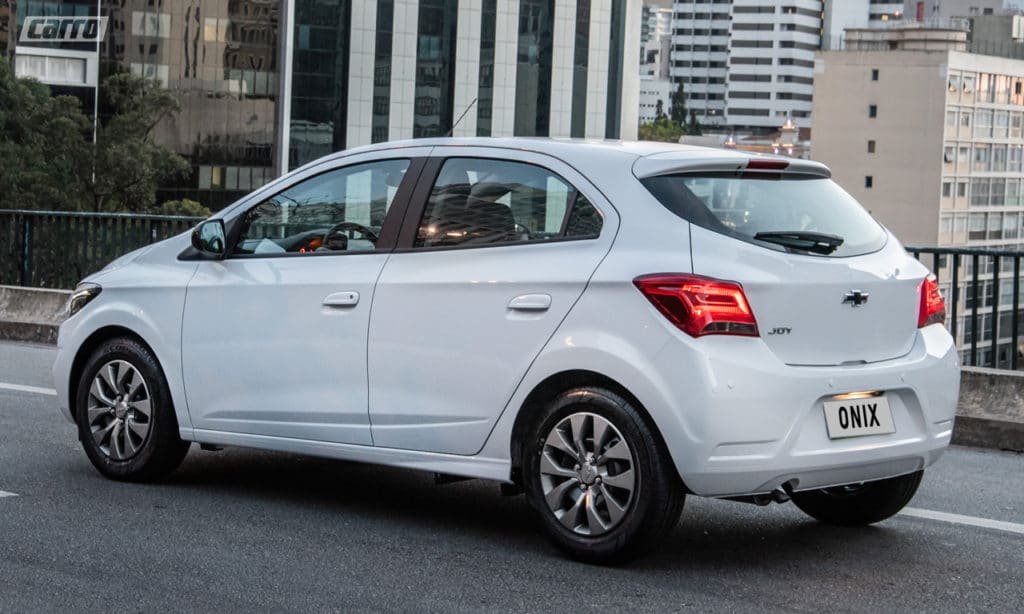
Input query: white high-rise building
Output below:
<box><xmin>670</xmin><ymin>0</ymin><xmax>823</xmax><ymax>131</ymax></box>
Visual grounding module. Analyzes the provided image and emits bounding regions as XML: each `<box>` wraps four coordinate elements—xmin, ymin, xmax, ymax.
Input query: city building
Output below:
<box><xmin>638</xmin><ymin>73</ymin><xmax>673</xmax><ymax>123</ymax></box>
<box><xmin>917</xmin><ymin>0</ymin><xmax>1024</xmax><ymax>21</ymax></box>
<box><xmin>640</xmin><ymin>2</ymin><xmax>672</xmax><ymax>51</ymax></box>
<box><xmin>813</xmin><ymin>26</ymin><xmax>1024</xmax><ymax>365</ymax></box>
<box><xmin>670</xmin><ymin>0</ymin><xmax>823</xmax><ymax>131</ymax></box>
<box><xmin>822</xmin><ymin>0</ymin><xmax>906</xmax><ymax>50</ymax></box>
<box><xmin>1</xmin><ymin>0</ymin><xmax>641</xmax><ymax>210</ymax></box>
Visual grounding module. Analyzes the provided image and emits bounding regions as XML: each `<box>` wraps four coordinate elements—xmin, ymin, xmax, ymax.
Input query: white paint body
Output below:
<box><xmin>52</xmin><ymin>138</ymin><xmax>960</xmax><ymax>498</ymax></box>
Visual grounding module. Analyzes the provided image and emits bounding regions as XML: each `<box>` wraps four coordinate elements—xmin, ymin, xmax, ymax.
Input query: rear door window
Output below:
<box><xmin>415</xmin><ymin>158</ymin><xmax>602</xmax><ymax>248</ymax></box>
<box><xmin>641</xmin><ymin>174</ymin><xmax>888</xmax><ymax>257</ymax></box>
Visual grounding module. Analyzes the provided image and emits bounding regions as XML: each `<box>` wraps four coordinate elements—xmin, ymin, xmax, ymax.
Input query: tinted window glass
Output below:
<box><xmin>235</xmin><ymin>159</ymin><xmax>409</xmax><ymax>255</ymax></box>
<box><xmin>416</xmin><ymin>158</ymin><xmax>602</xmax><ymax>248</ymax></box>
<box><xmin>641</xmin><ymin>174</ymin><xmax>887</xmax><ymax>257</ymax></box>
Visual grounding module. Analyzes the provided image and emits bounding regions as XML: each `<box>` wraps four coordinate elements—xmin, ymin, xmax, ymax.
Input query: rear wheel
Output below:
<box><xmin>522</xmin><ymin>387</ymin><xmax>684</xmax><ymax>564</ymax></box>
<box><xmin>75</xmin><ymin>337</ymin><xmax>190</xmax><ymax>481</ymax></box>
<box><xmin>791</xmin><ymin>471</ymin><xmax>923</xmax><ymax>526</ymax></box>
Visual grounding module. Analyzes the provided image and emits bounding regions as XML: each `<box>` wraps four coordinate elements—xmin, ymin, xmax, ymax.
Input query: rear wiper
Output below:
<box><xmin>753</xmin><ymin>231</ymin><xmax>844</xmax><ymax>255</ymax></box>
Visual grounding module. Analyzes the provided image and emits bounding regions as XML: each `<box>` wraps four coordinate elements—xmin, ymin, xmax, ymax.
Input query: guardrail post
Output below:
<box><xmin>19</xmin><ymin>217</ymin><xmax>32</xmax><ymax>287</ymax></box>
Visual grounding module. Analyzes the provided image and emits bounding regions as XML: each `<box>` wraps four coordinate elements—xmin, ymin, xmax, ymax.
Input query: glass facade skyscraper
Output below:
<box><xmin>2</xmin><ymin>0</ymin><xmax>639</xmax><ymax>210</ymax></box>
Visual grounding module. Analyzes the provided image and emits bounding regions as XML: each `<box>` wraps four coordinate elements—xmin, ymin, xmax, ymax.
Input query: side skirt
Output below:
<box><xmin>187</xmin><ymin>428</ymin><xmax>513</xmax><ymax>483</ymax></box>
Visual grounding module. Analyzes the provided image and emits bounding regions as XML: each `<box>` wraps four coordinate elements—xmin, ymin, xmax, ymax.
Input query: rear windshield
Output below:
<box><xmin>641</xmin><ymin>173</ymin><xmax>888</xmax><ymax>257</ymax></box>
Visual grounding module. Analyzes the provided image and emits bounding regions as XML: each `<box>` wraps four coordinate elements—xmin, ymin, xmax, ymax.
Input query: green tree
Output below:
<box><xmin>0</xmin><ymin>59</ymin><xmax>91</xmax><ymax>210</ymax></box>
<box><xmin>86</xmin><ymin>73</ymin><xmax>190</xmax><ymax>213</ymax></box>
<box><xmin>638</xmin><ymin>116</ymin><xmax>683</xmax><ymax>143</ymax></box>
<box><xmin>155</xmin><ymin>198</ymin><xmax>211</xmax><ymax>217</ymax></box>
<box><xmin>655</xmin><ymin>98</ymin><xmax>666</xmax><ymax>120</ymax></box>
<box><xmin>0</xmin><ymin>59</ymin><xmax>190</xmax><ymax>213</ymax></box>
<box><xmin>687</xmin><ymin>109</ymin><xmax>703</xmax><ymax>136</ymax></box>
<box><xmin>669</xmin><ymin>80</ymin><xmax>688</xmax><ymax>126</ymax></box>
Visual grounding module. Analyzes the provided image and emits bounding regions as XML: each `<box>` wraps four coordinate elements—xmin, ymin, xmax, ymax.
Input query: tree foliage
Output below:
<box><xmin>638</xmin><ymin>116</ymin><xmax>684</xmax><ymax>143</ymax></box>
<box><xmin>155</xmin><ymin>198</ymin><xmax>211</xmax><ymax>217</ymax></box>
<box><xmin>687</xmin><ymin>109</ymin><xmax>703</xmax><ymax>136</ymax></box>
<box><xmin>87</xmin><ymin>73</ymin><xmax>190</xmax><ymax>213</ymax></box>
<box><xmin>670</xmin><ymin>80</ymin><xmax>688</xmax><ymax>126</ymax></box>
<box><xmin>0</xmin><ymin>59</ymin><xmax>90</xmax><ymax>210</ymax></box>
<box><xmin>0</xmin><ymin>59</ymin><xmax>189</xmax><ymax>213</ymax></box>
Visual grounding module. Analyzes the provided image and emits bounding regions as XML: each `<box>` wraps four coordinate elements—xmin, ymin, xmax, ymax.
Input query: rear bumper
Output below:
<box><xmin>666</xmin><ymin>324</ymin><xmax>959</xmax><ymax>497</ymax></box>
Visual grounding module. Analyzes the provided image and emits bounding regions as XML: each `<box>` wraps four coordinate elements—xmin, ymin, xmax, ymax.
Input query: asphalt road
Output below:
<box><xmin>1</xmin><ymin>340</ymin><xmax>1022</xmax><ymax>613</ymax></box>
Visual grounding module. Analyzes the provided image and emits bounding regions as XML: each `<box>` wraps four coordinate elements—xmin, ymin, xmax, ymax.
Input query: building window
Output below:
<box><xmin>477</xmin><ymin>0</ymin><xmax>497</xmax><ymax>136</ymax></box>
<box><xmin>414</xmin><ymin>0</ymin><xmax>459</xmax><ymax>138</ymax></box>
<box><xmin>868</xmin><ymin>104</ymin><xmax>877</xmax><ymax>118</ymax></box>
<box><xmin>515</xmin><ymin>0</ymin><xmax>555</xmax><ymax>136</ymax></box>
<box><xmin>943</xmin><ymin>182</ymin><xmax>952</xmax><ymax>198</ymax></box>
<box><xmin>571</xmin><ymin>0</ymin><xmax>591</xmax><ymax>138</ymax></box>
<box><xmin>868</xmin><ymin>140</ymin><xmax>876</xmax><ymax>154</ymax></box>
<box><xmin>290</xmin><ymin>0</ymin><xmax>351</xmax><ymax>168</ymax></box>
<box><xmin>871</xmin><ymin>69</ymin><xmax>879</xmax><ymax>81</ymax></box>
<box><xmin>865</xmin><ymin>176</ymin><xmax>873</xmax><ymax>188</ymax></box>
<box><xmin>372</xmin><ymin>1</ymin><xmax>394</xmax><ymax>144</ymax></box>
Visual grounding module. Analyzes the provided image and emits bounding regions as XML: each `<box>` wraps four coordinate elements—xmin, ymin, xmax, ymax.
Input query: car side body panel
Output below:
<box><xmin>367</xmin><ymin>147</ymin><xmax>622</xmax><ymax>455</ymax></box>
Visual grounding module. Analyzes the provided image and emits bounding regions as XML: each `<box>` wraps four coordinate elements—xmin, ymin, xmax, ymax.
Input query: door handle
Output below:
<box><xmin>508</xmin><ymin>293</ymin><xmax>551</xmax><ymax>311</ymax></box>
<box><xmin>323</xmin><ymin>291</ymin><xmax>360</xmax><ymax>308</ymax></box>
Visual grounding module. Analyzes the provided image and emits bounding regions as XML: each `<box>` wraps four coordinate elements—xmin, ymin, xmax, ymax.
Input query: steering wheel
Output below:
<box><xmin>322</xmin><ymin>222</ymin><xmax>379</xmax><ymax>251</ymax></box>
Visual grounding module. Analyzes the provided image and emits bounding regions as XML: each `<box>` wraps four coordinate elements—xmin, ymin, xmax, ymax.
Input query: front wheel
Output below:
<box><xmin>75</xmin><ymin>337</ymin><xmax>190</xmax><ymax>481</ymax></box>
<box><xmin>522</xmin><ymin>387</ymin><xmax>685</xmax><ymax>564</ymax></box>
<box><xmin>790</xmin><ymin>470</ymin><xmax>924</xmax><ymax>526</ymax></box>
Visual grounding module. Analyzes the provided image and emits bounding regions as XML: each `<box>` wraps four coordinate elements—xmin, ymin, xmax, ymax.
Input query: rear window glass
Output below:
<box><xmin>641</xmin><ymin>174</ymin><xmax>888</xmax><ymax>257</ymax></box>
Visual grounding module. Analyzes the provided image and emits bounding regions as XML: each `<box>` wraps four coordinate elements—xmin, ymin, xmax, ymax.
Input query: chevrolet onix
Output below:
<box><xmin>53</xmin><ymin>139</ymin><xmax>959</xmax><ymax>563</ymax></box>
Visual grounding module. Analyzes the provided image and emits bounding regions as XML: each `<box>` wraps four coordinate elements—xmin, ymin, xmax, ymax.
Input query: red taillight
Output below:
<box><xmin>634</xmin><ymin>274</ymin><xmax>759</xmax><ymax>337</ymax></box>
<box><xmin>918</xmin><ymin>274</ymin><xmax>946</xmax><ymax>328</ymax></box>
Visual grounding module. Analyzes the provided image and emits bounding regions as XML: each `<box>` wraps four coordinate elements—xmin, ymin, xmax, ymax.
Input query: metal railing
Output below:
<box><xmin>909</xmin><ymin>246</ymin><xmax>1024</xmax><ymax>370</ymax></box>
<box><xmin>0</xmin><ymin>210</ymin><xmax>201</xmax><ymax>290</ymax></box>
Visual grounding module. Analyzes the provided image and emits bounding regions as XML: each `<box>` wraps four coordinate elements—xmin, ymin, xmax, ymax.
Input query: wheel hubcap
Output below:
<box><xmin>86</xmin><ymin>360</ymin><xmax>152</xmax><ymax>461</ymax></box>
<box><xmin>539</xmin><ymin>412</ymin><xmax>636</xmax><ymax>536</ymax></box>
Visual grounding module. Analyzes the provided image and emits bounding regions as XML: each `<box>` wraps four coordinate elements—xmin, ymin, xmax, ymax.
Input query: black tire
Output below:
<box><xmin>522</xmin><ymin>387</ymin><xmax>685</xmax><ymax>564</ymax></box>
<box><xmin>74</xmin><ymin>337</ymin><xmax>190</xmax><ymax>481</ymax></box>
<box><xmin>791</xmin><ymin>470</ymin><xmax>924</xmax><ymax>527</ymax></box>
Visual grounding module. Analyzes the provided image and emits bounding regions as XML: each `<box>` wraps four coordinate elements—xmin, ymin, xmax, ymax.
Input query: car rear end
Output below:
<box><xmin>625</xmin><ymin>150</ymin><xmax>959</xmax><ymax>497</ymax></box>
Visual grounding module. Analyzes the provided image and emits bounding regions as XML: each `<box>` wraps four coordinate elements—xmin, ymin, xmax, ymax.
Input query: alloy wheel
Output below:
<box><xmin>538</xmin><ymin>412</ymin><xmax>636</xmax><ymax>536</ymax></box>
<box><xmin>86</xmin><ymin>360</ymin><xmax>153</xmax><ymax>461</ymax></box>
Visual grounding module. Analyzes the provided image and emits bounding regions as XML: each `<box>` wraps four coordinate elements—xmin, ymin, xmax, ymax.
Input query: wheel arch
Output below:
<box><xmin>508</xmin><ymin>369</ymin><xmax>685</xmax><ymax>490</ymax></box>
<box><xmin>68</xmin><ymin>325</ymin><xmax>160</xmax><ymax>421</ymax></box>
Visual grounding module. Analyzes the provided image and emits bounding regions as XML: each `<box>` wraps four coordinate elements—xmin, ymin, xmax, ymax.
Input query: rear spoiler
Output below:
<box><xmin>632</xmin><ymin>152</ymin><xmax>832</xmax><ymax>180</ymax></box>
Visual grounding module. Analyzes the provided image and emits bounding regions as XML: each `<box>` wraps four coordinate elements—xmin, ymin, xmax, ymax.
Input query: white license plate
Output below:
<box><xmin>823</xmin><ymin>395</ymin><xmax>896</xmax><ymax>439</ymax></box>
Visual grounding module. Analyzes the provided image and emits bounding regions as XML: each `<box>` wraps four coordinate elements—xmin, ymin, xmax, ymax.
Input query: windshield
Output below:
<box><xmin>641</xmin><ymin>174</ymin><xmax>888</xmax><ymax>257</ymax></box>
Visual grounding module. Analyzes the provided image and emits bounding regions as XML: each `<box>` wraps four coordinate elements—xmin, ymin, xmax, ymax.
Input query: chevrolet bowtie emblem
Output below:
<box><xmin>842</xmin><ymin>290</ymin><xmax>870</xmax><ymax>307</ymax></box>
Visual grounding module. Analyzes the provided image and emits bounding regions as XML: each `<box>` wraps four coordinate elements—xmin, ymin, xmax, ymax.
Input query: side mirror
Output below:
<box><xmin>191</xmin><ymin>219</ymin><xmax>226</xmax><ymax>258</ymax></box>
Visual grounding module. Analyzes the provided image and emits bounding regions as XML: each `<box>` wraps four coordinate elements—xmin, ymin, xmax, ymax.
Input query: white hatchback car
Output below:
<box><xmin>53</xmin><ymin>139</ymin><xmax>959</xmax><ymax>562</ymax></box>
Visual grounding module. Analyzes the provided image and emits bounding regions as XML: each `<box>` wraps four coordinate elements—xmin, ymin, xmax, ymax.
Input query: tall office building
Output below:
<box><xmin>1</xmin><ymin>0</ymin><xmax>640</xmax><ymax>210</ymax></box>
<box><xmin>670</xmin><ymin>0</ymin><xmax>823</xmax><ymax>131</ymax></box>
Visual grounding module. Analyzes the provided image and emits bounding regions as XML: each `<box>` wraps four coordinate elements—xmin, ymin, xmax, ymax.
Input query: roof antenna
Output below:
<box><xmin>446</xmin><ymin>98</ymin><xmax>477</xmax><ymax>137</ymax></box>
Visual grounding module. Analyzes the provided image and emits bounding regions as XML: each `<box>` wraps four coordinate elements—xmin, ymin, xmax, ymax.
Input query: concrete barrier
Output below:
<box><xmin>955</xmin><ymin>367</ymin><xmax>1024</xmax><ymax>453</ymax></box>
<box><xmin>0</xmin><ymin>285</ymin><xmax>69</xmax><ymax>344</ymax></box>
<box><xmin>0</xmin><ymin>284</ymin><xmax>1021</xmax><ymax>452</ymax></box>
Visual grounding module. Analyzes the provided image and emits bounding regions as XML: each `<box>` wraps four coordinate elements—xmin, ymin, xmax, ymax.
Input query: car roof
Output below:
<box><xmin>315</xmin><ymin>137</ymin><xmax>832</xmax><ymax>180</ymax></box>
